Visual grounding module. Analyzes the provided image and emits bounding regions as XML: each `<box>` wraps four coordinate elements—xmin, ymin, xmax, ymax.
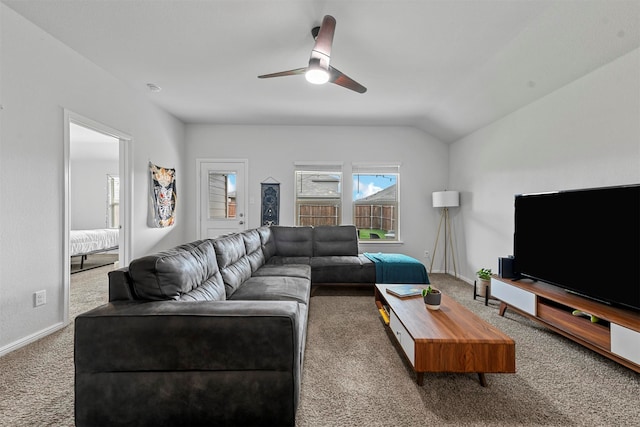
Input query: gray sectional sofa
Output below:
<box><xmin>74</xmin><ymin>225</ymin><xmax>375</xmax><ymax>427</ymax></box>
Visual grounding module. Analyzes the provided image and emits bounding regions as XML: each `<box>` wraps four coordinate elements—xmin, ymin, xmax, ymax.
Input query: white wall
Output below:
<box><xmin>449</xmin><ymin>48</ymin><xmax>640</xmax><ymax>283</ymax></box>
<box><xmin>70</xmin><ymin>158</ymin><xmax>119</xmax><ymax>229</ymax></box>
<box><xmin>185</xmin><ymin>125</ymin><xmax>449</xmax><ymax>262</ymax></box>
<box><xmin>0</xmin><ymin>5</ymin><xmax>186</xmax><ymax>353</ymax></box>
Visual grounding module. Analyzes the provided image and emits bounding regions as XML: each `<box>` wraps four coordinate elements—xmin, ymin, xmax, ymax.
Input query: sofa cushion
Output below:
<box><xmin>271</xmin><ymin>226</ymin><xmax>314</xmax><ymax>257</ymax></box>
<box><xmin>128</xmin><ymin>240</ymin><xmax>225</xmax><ymax>301</ymax></box>
<box><xmin>310</xmin><ymin>255</ymin><xmax>376</xmax><ymax>284</ymax></box>
<box><xmin>253</xmin><ymin>264</ymin><xmax>312</xmax><ymax>281</ymax></box>
<box><xmin>313</xmin><ymin>225</ymin><xmax>359</xmax><ymax>256</ymax></box>
<box><xmin>242</xmin><ymin>229</ymin><xmax>265</xmax><ymax>273</ymax></box>
<box><xmin>228</xmin><ymin>276</ymin><xmax>311</xmax><ymax>305</ymax></box>
<box><xmin>242</xmin><ymin>228</ymin><xmax>262</xmax><ymax>254</ymax></box>
<box><xmin>213</xmin><ymin>233</ymin><xmax>252</xmax><ymax>297</ymax></box>
<box><xmin>257</xmin><ymin>226</ymin><xmax>277</xmax><ymax>260</ymax></box>
<box><xmin>267</xmin><ymin>256</ymin><xmax>311</xmax><ymax>266</ymax></box>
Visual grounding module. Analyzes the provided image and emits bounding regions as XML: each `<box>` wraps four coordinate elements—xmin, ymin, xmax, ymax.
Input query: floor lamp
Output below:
<box><xmin>430</xmin><ymin>191</ymin><xmax>459</xmax><ymax>277</ymax></box>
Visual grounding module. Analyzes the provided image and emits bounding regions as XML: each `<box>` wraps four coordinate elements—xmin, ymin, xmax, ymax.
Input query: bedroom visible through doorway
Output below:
<box><xmin>69</xmin><ymin>123</ymin><xmax>121</xmax><ymax>273</ymax></box>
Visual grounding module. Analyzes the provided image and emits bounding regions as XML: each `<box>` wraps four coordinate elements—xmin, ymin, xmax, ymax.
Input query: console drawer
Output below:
<box><xmin>492</xmin><ymin>278</ymin><xmax>536</xmax><ymax>315</ymax></box>
<box><xmin>389</xmin><ymin>310</ymin><xmax>415</xmax><ymax>366</ymax></box>
<box><xmin>611</xmin><ymin>323</ymin><xmax>640</xmax><ymax>365</ymax></box>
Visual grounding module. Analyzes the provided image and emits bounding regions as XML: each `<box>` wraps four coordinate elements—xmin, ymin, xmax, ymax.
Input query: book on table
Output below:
<box><xmin>385</xmin><ymin>285</ymin><xmax>424</xmax><ymax>298</ymax></box>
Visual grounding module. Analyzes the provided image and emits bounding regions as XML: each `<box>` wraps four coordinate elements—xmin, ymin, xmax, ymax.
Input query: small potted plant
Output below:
<box><xmin>422</xmin><ymin>285</ymin><xmax>442</xmax><ymax>311</ymax></box>
<box><xmin>476</xmin><ymin>268</ymin><xmax>492</xmax><ymax>297</ymax></box>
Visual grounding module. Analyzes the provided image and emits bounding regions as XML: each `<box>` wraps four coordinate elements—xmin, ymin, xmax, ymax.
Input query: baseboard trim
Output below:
<box><xmin>430</xmin><ymin>270</ymin><xmax>474</xmax><ymax>286</ymax></box>
<box><xmin>457</xmin><ymin>274</ymin><xmax>474</xmax><ymax>285</ymax></box>
<box><xmin>0</xmin><ymin>321</ymin><xmax>66</xmax><ymax>357</ymax></box>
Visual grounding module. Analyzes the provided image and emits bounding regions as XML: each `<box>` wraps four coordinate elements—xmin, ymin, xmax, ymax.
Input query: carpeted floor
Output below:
<box><xmin>299</xmin><ymin>279</ymin><xmax>640</xmax><ymax>426</ymax></box>
<box><xmin>0</xmin><ymin>270</ymin><xmax>638</xmax><ymax>426</ymax></box>
<box><xmin>70</xmin><ymin>253</ymin><xmax>118</xmax><ymax>274</ymax></box>
<box><xmin>0</xmin><ymin>265</ymin><xmax>110</xmax><ymax>426</ymax></box>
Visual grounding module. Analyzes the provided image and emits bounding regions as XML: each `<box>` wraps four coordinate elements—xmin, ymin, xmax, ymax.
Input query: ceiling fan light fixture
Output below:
<box><xmin>305</xmin><ymin>67</ymin><xmax>330</xmax><ymax>85</ymax></box>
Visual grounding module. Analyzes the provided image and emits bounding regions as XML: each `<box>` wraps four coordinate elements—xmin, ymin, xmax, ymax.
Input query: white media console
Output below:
<box><xmin>491</xmin><ymin>276</ymin><xmax>640</xmax><ymax>373</ymax></box>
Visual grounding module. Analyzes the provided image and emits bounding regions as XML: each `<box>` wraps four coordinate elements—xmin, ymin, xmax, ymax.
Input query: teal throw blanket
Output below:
<box><xmin>364</xmin><ymin>253</ymin><xmax>430</xmax><ymax>284</ymax></box>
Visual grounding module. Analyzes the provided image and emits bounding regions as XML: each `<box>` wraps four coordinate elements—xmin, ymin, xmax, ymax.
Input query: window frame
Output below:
<box><xmin>293</xmin><ymin>162</ymin><xmax>343</xmax><ymax>227</ymax></box>
<box><xmin>106</xmin><ymin>174</ymin><xmax>120</xmax><ymax>229</ymax></box>
<box><xmin>352</xmin><ymin>163</ymin><xmax>401</xmax><ymax>242</ymax></box>
<box><xmin>207</xmin><ymin>172</ymin><xmax>236</xmax><ymax>219</ymax></box>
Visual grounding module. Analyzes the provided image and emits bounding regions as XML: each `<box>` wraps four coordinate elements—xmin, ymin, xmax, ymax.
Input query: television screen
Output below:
<box><xmin>514</xmin><ymin>184</ymin><xmax>640</xmax><ymax>312</ymax></box>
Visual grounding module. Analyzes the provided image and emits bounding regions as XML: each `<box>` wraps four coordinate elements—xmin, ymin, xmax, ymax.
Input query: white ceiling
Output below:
<box><xmin>4</xmin><ymin>0</ymin><xmax>639</xmax><ymax>143</ymax></box>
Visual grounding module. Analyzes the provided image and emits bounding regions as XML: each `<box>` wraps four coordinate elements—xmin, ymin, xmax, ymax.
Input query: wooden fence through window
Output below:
<box><xmin>296</xmin><ymin>203</ymin><xmax>396</xmax><ymax>230</ymax></box>
<box><xmin>354</xmin><ymin>204</ymin><xmax>396</xmax><ymax>231</ymax></box>
<box><xmin>297</xmin><ymin>204</ymin><xmax>340</xmax><ymax>226</ymax></box>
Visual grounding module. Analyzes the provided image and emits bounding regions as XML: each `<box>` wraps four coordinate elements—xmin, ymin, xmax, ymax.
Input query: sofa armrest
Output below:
<box><xmin>107</xmin><ymin>268</ymin><xmax>136</xmax><ymax>301</ymax></box>
<box><xmin>75</xmin><ymin>300</ymin><xmax>300</xmax><ymax>372</ymax></box>
<box><xmin>75</xmin><ymin>300</ymin><xmax>302</xmax><ymax>426</ymax></box>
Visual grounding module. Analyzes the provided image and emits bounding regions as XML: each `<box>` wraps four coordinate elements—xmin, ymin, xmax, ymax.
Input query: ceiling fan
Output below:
<box><xmin>258</xmin><ymin>15</ymin><xmax>367</xmax><ymax>94</ymax></box>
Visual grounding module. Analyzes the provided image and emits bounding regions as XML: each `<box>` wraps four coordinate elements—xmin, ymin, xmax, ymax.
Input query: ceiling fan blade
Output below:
<box><xmin>258</xmin><ymin>68</ymin><xmax>306</xmax><ymax>79</ymax></box>
<box><xmin>328</xmin><ymin>67</ymin><xmax>367</xmax><ymax>93</ymax></box>
<box><xmin>258</xmin><ymin>15</ymin><xmax>366</xmax><ymax>94</ymax></box>
<box><xmin>312</xmin><ymin>15</ymin><xmax>336</xmax><ymax>58</ymax></box>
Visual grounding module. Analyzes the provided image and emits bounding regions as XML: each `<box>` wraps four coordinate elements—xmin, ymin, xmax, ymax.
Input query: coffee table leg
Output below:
<box><xmin>478</xmin><ymin>373</ymin><xmax>487</xmax><ymax>387</ymax></box>
<box><xmin>416</xmin><ymin>372</ymin><xmax>424</xmax><ymax>386</ymax></box>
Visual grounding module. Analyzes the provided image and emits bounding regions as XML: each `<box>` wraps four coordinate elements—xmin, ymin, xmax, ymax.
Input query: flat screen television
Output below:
<box><xmin>513</xmin><ymin>184</ymin><xmax>640</xmax><ymax>312</ymax></box>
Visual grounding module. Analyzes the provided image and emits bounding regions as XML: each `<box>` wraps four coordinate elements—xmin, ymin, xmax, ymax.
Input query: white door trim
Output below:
<box><xmin>196</xmin><ymin>158</ymin><xmax>248</xmax><ymax>239</ymax></box>
<box><xmin>63</xmin><ymin>109</ymin><xmax>133</xmax><ymax>325</ymax></box>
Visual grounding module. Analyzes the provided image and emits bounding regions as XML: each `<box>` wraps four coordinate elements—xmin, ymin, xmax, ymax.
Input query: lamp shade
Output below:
<box><xmin>432</xmin><ymin>191</ymin><xmax>460</xmax><ymax>208</ymax></box>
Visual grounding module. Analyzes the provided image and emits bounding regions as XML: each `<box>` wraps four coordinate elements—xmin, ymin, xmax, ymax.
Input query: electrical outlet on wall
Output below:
<box><xmin>424</xmin><ymin>250</ymin><xmax>429</xmax><ymax>258</ymax></box>
<box><xmin>34</xmin><ymin>290</ymin><xmax>46</xmax><ymax>307</ymax></box>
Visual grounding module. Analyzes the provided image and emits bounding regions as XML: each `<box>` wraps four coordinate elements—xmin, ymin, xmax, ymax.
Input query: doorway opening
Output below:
<box><xmin>69</xmin><ymin>123</ymin><xmax>120</xmax><ymax>273</ymax></box>
<box><xmin>64</xmin><ymin>111</ymin><xmax>132</xmax><ymax>325</ymax></box>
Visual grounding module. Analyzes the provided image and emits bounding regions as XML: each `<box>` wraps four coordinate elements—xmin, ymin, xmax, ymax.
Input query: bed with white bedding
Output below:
<box><xmin>71</xmin><ymin>229</ymin><xmax>119</xmax><ymax>269</ymax></box>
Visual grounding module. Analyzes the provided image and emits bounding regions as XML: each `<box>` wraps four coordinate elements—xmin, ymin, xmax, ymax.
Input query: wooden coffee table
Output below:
<box><xmin>375</xmin><ymin>284</ymin><xmax>515</xmax><ymax>386</ymax></box>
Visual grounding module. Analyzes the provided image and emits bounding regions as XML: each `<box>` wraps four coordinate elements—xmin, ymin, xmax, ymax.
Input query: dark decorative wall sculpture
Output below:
<box><xmin>261</xmin><ymin>182</ymin><xmax>280</xmax><ymax>226</ymax></box>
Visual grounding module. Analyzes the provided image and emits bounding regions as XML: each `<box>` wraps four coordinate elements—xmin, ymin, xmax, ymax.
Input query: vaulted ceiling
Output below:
<box><xmin>4</xmin><ymin>0</ymin><xmax>639</xmax><ymax>142</ymax></box>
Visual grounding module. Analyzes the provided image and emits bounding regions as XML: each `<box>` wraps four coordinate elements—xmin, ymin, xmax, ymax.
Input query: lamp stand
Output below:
<box><xmin>429</xmin><ymin>207</ymin><xmax>458</xmax><ymax>277</ymax></box>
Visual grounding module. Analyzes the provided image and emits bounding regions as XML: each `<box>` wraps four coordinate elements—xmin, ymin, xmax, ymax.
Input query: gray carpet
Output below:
<box><xmin>0</xmin><ymin>265</ymin><xmax>110</xmax><ymax>426</ymax></box>
<box><xmin>70</xmin><ymin>253</ymin><xmax>118</xmax><ymax>274</ymax></box>
<box><xmin>0</xmin><ymin>270</ymin><xmax>638</xmax><ymax>426</ymax></box>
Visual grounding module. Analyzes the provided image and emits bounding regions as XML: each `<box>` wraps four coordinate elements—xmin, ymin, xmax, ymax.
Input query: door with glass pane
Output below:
<box><xmin>198</xmin><ymin>160</ymin><xmax>247</xmax><ymax>238</ymax></box>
